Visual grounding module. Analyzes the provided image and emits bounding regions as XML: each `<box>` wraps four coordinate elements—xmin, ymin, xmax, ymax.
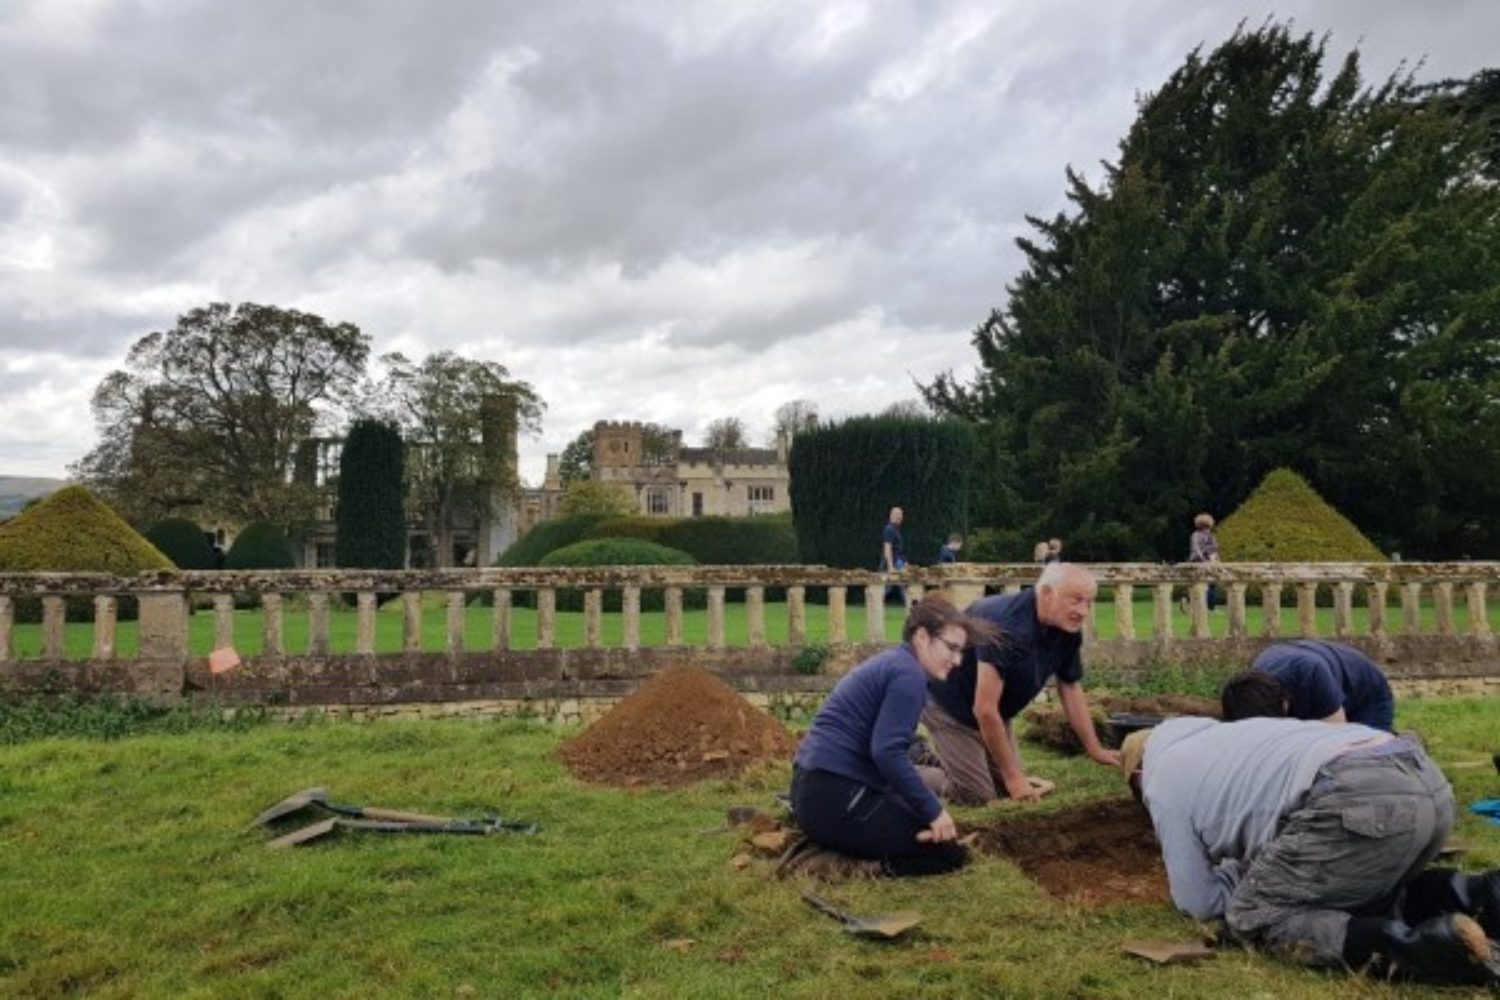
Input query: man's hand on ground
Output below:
<box><xmin>1003</xmin><ymin>774</ymin><xmax>1043</xmax><ymax>801</ymax></box>
<box><xmin>1090</xmin><ymin>747</ymin><xmax>1122</xmax><ymax>768</ymax></box>
<box><xmin>917</xmin><ymin>809</ymin><xmax>958</xmax><ymax>843</ymax></box>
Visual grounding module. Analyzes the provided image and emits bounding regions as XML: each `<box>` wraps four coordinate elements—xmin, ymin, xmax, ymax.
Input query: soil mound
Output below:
<box><xmin>1024</xmin><ymin>694</ymin><xmax>1219</xmax><ymax>753</ymax></box>
<box><xmin>972</xmin><ymin>798</ymin><xmax>1168</xmax><ymax>907</ymax></box>
<box><xmin>560</xmin><ymin>666</ymin><xmax>799</xmax><ymax>787</ymax></box>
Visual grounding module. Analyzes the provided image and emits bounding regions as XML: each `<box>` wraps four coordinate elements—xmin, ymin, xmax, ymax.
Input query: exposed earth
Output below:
<box><xmin>1023</xmin><ymin>694</ymin><xmax>1220</xmax><ymax>752</ymax></box>
<box><xmin>560</xmin><ymin>666</ymin><xmax>799</xmax><ymax>787</ymax></box>
<box><xmin>971</xmin><ymin>798</ymin><xmax>1169</xmax><ymax>907</ymax></box>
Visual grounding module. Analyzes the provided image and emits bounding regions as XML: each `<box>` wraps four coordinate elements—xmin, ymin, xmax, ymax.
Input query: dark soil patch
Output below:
<box><xmin>971</xmin><ymin>798</ymin><xmax>1168</xmax><ymax>907</ymax></box>
<box><xmin>1024</xmin><ymin>694</ymin><xmax>1220</xmax><ymax>753</ymax></box>
<box><xmin>560</xmin><ymin>666</ymin><xmax>799</xmax><ymax>788</ymax></box>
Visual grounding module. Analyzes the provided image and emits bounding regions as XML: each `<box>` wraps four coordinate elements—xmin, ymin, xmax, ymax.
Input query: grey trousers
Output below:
<box><xmin>920</xmin><ymin>701</ymin><xmax>1002</xmax><ymax>804</ymax></box>
<box><xmin>1225</xmin><ymin>745</ymin><xmax>1454</xmax><ymax>967</ymax></box>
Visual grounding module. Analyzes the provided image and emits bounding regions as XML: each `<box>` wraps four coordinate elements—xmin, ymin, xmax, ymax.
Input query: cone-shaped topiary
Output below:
<box><xmin>226</xmin><ymin>521</ymin><xmax>296</xmax><ymax>569</ymax></box>
<box><xmin>145</xmin><ymin>517</ymin><xmax>218</xmax><ymax>570</ymax></box>
<box><xmin>1218</xmin><ymin>469</ymin><xmax>1386</xmax><ymax>562</ymax></box>
<box><xmin>0</xmin><ymin>485</ymin><xmax>173</xmax><ymax>573</ymax></box>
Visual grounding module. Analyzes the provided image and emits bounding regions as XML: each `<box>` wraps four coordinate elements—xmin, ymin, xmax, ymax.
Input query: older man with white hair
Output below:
<box><xmin>922</xmin><ymin>562</ymin><xmax>1119</xmax><ymax>803</ymax></box>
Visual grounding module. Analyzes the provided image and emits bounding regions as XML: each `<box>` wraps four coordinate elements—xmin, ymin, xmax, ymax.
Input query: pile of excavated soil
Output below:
<box><xmin>972</xmin><ymin>798</ymin><xmax>1168</xmax><ymax>907</ymax></box>
<box><xmin>560</xmin><ymin>666</ymin><xmax>799</xmax><ymax>788</ymax></box>
<box><xmin>1023</xmin><ymin>694</ymin><xmax>1220</xmax><ymax>753</ymax></box>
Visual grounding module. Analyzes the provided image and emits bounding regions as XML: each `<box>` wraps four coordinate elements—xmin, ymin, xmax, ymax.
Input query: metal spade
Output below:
<box><xmin>801</xmin><ymin>892</ymin><xmax>921</xmax><ymax>941</ymax></box>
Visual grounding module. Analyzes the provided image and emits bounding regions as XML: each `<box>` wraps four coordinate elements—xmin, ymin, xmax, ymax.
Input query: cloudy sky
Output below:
<box><xmin>2</xmin><ymin>0</ymin><xmax>1496</xmax><ymax>486</ymax></box>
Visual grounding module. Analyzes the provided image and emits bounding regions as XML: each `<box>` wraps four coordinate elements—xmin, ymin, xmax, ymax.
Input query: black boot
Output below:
<box><xmin>1400</xmin><ymin>867</ymin><xmax>1500</xmax><ymax>940</ymax></box>
<box><xmin>1377</xmin><ymin>914</ymin><xmax>1500</xmax><ymax>985</ymax></box>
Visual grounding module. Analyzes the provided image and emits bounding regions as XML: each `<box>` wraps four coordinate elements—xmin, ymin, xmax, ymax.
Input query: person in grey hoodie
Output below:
<box><xmin>1121</xmin><ymin>717</ymin><xmax>1500</xmax><ymax>985</ymax></box>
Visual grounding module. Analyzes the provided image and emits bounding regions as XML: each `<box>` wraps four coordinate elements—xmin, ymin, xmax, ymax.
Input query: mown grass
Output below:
<box><xmin>7</xmin><ymin>596</ymin><xmax>1494</xmax><ymax>660</ymax></box>
<box><xmin>2</xmin><ymin>695</ymin><xmax>1497</xmax><ymax>998</ymax></box>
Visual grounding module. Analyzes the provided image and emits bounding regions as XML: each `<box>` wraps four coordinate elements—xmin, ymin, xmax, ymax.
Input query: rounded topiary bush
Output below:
<box><xmin>539</xmin><ymin>537</ymin><xmax>698</xmax><ymax>612</ymax></box>
<box><xmin>145</xmin><ymin>517</ymin><xmax>218</xmax><ymax>570</ymax></box>
<box><xmin>226</xmin><ymin>521</ymin><xmax>296</xmax><ymax>570</ymax></box>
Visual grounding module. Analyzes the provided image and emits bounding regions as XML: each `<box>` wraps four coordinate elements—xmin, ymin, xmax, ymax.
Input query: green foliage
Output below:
<box><xmin>0</xmin><ymin>696</ymin><xmax>269</xmax><ymax>744</ymax></box>
<box><xmin>1218</xmin><ymin>469</ymin><xmax>1386</xmax><ymax>562</ymax></box>
<box><xmin>788</xmin><ymin>416</ymin><xmax>977</xmax><ymax>568</ymax></box>
<box><xmin>559</xmin><ymin>480</ymin><xmax>635</xmax><ymax>518</ymax></box>
<box><xmin>792</xmin><ymin>644</ymin><xmax>828</xmax><ymax>675</ymax></box>
<box><xmin>226</xmin><ymin>521</ymin><xmax>296</xmax><ymax>569</ymax></box>
<box><xmin>335</xmin><ymin>419</ymin><xmax>407</xmax><ymax>568</ymax></box>
<box><xmin>591</xmin><ymin>515</ymin><xmax>799</xmax><ymax>565</ymax></box>
<box><xmin>496</xmin><ymin>515</ymin><xmax>609</xmax><ymax>567</ymax></box>
<box><xmin>0</xmin><ymin>485</ymin><xmax>172</xmax><ymax>573</ymax></box>
<box><xmin>71</xmin><ymin>301</ymin><xmax>369</xmax><ymax>527</ymax></box>
<box><xmin>144</xmin><ymin>517</ymin><xmax>216</xmax><ymax>570</ymax></box>
<box><xmin>538</xmin><ymin>537</ymin><xmax>697</xmax><ymax>611</ymax></box>
<box><xmin>926</xmin><ymin>23</ymin><xmax>1500</xmax><ymax>559</ymax></box>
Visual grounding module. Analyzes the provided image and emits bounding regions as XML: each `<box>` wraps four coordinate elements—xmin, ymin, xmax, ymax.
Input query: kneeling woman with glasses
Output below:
<box><xmin>790</xmin><ymin>593</ymin><xmax>997</xmax><ymax>877</ymax></box>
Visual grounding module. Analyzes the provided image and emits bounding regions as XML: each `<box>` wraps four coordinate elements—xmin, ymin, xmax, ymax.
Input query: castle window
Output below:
<box><xmin>647</xmin><ymin>487</ymin><xmax>671</xmax><ymax>515</ymax></box>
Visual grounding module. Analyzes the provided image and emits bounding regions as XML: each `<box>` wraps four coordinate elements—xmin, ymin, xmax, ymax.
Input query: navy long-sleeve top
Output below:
<box><xmin>793</xmin><ymin>644</ymin><xmax>942</xmax><ymax>823</ymax></box>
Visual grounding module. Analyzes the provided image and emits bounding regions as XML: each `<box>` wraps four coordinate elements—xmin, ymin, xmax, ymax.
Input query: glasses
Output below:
<box><xmin>935</xmin><ymin>636</ymin><xmax>965</xmax><ymax>657</ymax></box>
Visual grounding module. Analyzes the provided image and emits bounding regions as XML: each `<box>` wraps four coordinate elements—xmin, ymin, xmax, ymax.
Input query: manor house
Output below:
<box><xmin>518</xmin><ymin>420</ymin><xmax>791</xmax><ymax>534</ymax></box>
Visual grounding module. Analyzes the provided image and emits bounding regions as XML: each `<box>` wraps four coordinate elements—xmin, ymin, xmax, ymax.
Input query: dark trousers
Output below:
<box><xmin>790</xmin><ymin>766</ymin><xmax>967</xmax><ymax>877</ymax></box>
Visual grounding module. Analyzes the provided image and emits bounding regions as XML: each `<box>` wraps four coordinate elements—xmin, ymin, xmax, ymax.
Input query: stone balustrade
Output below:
<box><xmin>0</xmin><ymin>562</ymin><xmax>1495</xmax><ymax>709</ymax></box>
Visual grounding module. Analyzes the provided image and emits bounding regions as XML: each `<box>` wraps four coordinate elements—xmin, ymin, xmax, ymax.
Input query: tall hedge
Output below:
<box><xmin>590</xmin><ymin>515</ymin><xmax>798</xmax><ymax>565</ymax></box>
<box><xmin>495</xmin><ymin>515</ymin><xmax>610</xmax><ymax>567</ymax></box>
<box><xmin>789</xmin><ymin>417</ymin><xmax>977</xmax><ymax>568</ymax></box>
<box><xmin>226</xmin><ymin>521</ymin><xmax>296</xmax><ymax>569</ymax></box>
<box><xmin>335</xmin><ymin>418</ymin><xmax>407</xmax><ymax>568</ymax></box>
<box><xmin>145</xmin><ymin>517</ymin><xmax>217</xmax><ymax>570</ymax></box>
<box><xmin>1218</xmin><ymin>469</ymin><xmax>1386</xmax><ymax>562</ymax></box>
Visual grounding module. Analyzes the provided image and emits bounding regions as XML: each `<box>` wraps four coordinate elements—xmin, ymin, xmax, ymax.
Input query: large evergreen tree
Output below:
<box><xmin>334</xmin><ymin>419</ymin><xmax>407</xmax><ymax>568</ymax></box>
<box><xmin>927</xmin><ymin>24</ymin><xmax>1500</xmax><ymax>559</ymax></box>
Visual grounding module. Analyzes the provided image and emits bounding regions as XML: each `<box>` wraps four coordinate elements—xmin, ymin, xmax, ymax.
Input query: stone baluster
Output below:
<box><xmin>1333</xmin><ymin>582</ymin><xmax>1355</xmax><ymax>639</ymax></box>
<box><xmin>309</xmin><ymin>592</ymin><xmax>331</xmax><ymax>656</ymax></box>
<box><xmin>1114</xmin><ymin>584</ymin><xmax>1135</xmax><ymax>640</ymax></box>
<box><xmin>788</xmin><ymin>586</ymin><xmax>806</xmax><ymax>647</ymax></box>
<box><xmin>907</xmin><ymin>583</ymin><xmax>925</xmax><ymax>605</ymax></box>
<box><xmin>1262</xmin><ymin>583</ymin><xmax>1283</xmax><ymax>638</ymax></box>
<box><xmin>356</xmin><ymin>592</ymin><xmax>377</xmax><ymax>654</ymax></box>
<box><xmin>1227</xmin><ymin>583</ymin><xmax>1247</xmax><ymax>639</ymax></box>
<box><xmin>1003</xmin><ymin>583</ymin><xmax>1021</xmax><ymax>596</ymax></box>
<box><xmin>747</xmin><ymin>586</ymin><xmax>766</xmax><ymax>648</ymax></box>
<box><xmin>622</xmin><ymin>586</ymin><xmax>641</xmax><ymax>651</ymax></box>
<box><xmin>136</xmin><ymin>590</ymin><xmax>188</xmax><ymax>663</ymax></box>
<box><xmin>399</xmin><ymin>592</ymin><xmax>420</xmax><ymax>654</ymax></box>
<box><xmin>1434</xmin><ymin>582</ymin><xmax>1455</xmax><ymax>637</ymax></box>
<box><xmin>445</xmin><ymin>591</ymin><xmax>465</xmax><ymax>654</ymax></box>
<box><xmin>1297</xmin><ymin>583</ymin><xmax>1317</xmax><ymax>637</ymax></box>
<box><xmin>492</xmin><ymin>589</ymin><xmax>512</xmax><ymax>651</ymax></box>
<box><xmin>1190</xmin><ymin>583</ymin><xmax>1210</xmax><ymax>639</ymax></box>
<box><xmin>537</xmin><ymin>588</ymin><xmax>557</xmax><ymax>649</ymax></box>
<box><xmin>1368</xmin><ymin>583</ymin><xmax>1388</xmax><ymax>639</ymax></box>
<box><xmin>707</xmin><ymin>586</ymin><xmax>726</xmax><ymax>649</ymax></box>
<box><xmin>41</xmin><ymin>595</ymin><xmax>64</xmax><ymax>661</ymax></box>
<box><xmin>583</xmin><ymin>589</ymin><xmax>602</xmax><ymax>649</ymax></box>
<box><xmin>1466</xmin><ymin>582</ymin><xmax>1490</xmax><ymax>638</ymax></box>
<box><xmin>864</xmin><ymin>584</ymin><xmax>884</xmax><ymax>642</ymax></box>
<box><xmin>664</xmin><ymin>587</ymin><xmax>683</xmax><ymax>646</ymax></box>
<box><xmin>1154</xmin><ymin>583</ymin><xmax>1173</xmax><ymax>641</ymax></box>
<box><xmin>0</xmin><ymin>595</ymin><xmax>12</xmax><ymax>663</ymax></box>
<box><xmin>263</xmin><ymin>593</ymin><xmax>285</xmax><ymax>657</ymax></box>
<box><xmin>1401</xmin><ymin>583</ymin><xmax>1422</xmax><ymax>635</ymax></box>
<box><xmin>828</xmin><ymin>587</ymin><xmax>847</xmax><ymax>644</ymax></box>
<box><xmin>92</xmin><ymin>595</ymin><xmax>117</xmax><ymax>661</ymax></box>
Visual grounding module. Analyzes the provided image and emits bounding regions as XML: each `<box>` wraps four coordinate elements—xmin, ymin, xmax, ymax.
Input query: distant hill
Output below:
<box><xmin>0</xmin><ymin>476</ymin><xmax>71</xmax><ymax>520</ymax></box>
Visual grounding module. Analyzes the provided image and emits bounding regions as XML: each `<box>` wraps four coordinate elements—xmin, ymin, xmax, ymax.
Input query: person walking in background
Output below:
<box><xmin>938</xmin><ymin>532</ymin><xmax>963</xmax><ymax>564</ymax></box>
<box><xmin>1043</xmin><ymin>537</ymin><xmax>1062</xmax><ymax>563</ymax></box>
<box><xmin>1187</xmin><ymin>512</ymin><xmax>1221</xmax><ymax>611</ymax></box>
<box><xmin>922</xmin><ymin>562</ymin><xmax>1119</xmax><ymax>804</ymax></box>
<box><xmin>788</xmin><ymin>594</ymin><xmax>998</xmax><ymax>877</ymax></box>
<box><xmin>1221</xmin><ymin>639</ymin><xmax>1397</xmax><ymax>732</ymax></box>
<box><xmin>880</xmin><ymin>506</ymin><xmax>908</xmax><ymax>605</ymax></box>
<box><xmin>1032</xmin><ymin>540</ymin><xmax>1050</xmax><ymax>564</ymax></box>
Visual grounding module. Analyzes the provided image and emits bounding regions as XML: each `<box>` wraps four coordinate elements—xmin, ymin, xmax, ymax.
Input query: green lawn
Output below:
<box><xmin>6</xmin><ymin>596</ymin><xmax>1496</xmax><ymax>660</ymax></box>
<box><xmin>1</xmin><ymin>697</ymin><xmax>1497</xmax><ymax>998</ymax></box>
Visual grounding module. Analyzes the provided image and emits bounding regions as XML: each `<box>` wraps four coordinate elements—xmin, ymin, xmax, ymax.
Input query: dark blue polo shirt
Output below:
<box><xmin>1251</xmin><ymin>640</ymin><xmax>1395</xmax><ymax>731</ymax></box>
<box><xmin>926</xmin><ymin>590</ymin><xmax>1083</xmax><ymax>727</ymax></box>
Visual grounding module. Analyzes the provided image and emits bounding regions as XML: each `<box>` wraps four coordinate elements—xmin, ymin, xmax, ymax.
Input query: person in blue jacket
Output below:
<box><xmin>790</xmin><ymin>593</ymin><xmax>995</xmax><ymax>877</ymax></box>
<box><xmin>1221</xmin><ymin>639</ymin><xmax>1396</xmax><ymax>731</ymax></box>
